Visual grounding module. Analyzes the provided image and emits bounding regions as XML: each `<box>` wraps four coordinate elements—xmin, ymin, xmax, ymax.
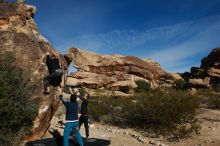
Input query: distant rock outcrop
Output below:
<box><xmin>187</xmin><ymin>48</ymin><xmax>220</xmax><ymax>89</ymax></box>
<box><xmin>0</xmin><ymin>2</ymin><xmax>68</xmax><ymax>141</ymax></box>
<box><xmin>65</xmin><ymin>48</ymin><xmax>181</xmax><ymax>96</ymax></box>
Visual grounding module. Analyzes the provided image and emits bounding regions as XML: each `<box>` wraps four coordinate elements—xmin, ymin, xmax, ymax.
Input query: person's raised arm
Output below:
<box><xmin>69</xmin><ymin>87</ymin><xmax>74</xmax><ymax>95</ymax></box>
<box><xmin>58</xmin><ymin>88</ymin><xmax>67</xmax><ymax>105</ymax></box>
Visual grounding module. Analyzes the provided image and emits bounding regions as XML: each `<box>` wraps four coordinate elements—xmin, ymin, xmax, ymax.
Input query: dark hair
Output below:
<box><xmin>70</xmin><ymin>94</ymin><xmax>77</xmax><ymax>102</ymax></box>
<box><xmin>86</xmin><ymin>93</ymin><xmax>90</xmax><ymax>100</ymax></box>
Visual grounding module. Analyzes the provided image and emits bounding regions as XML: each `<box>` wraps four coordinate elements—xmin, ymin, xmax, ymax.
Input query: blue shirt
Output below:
<box><xmin>59</xmin><ymin>95</ymin><xmax>78</xmax><ymax>121</ymax></box>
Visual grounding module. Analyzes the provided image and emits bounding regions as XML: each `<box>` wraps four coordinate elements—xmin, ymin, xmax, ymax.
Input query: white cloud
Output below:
<box><xmin>56</xmin><ymin>15</ymin><xmax>220</xmax><ymax>72</ymax></box>
<box><xmin>148</xmin><ymin>18</ymin><xmax>220</xmax><ymax>71</ymax></box>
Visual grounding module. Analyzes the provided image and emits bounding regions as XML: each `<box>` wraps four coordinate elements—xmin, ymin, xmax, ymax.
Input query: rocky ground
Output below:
<box><xmin>39</xmin><ymin>108</ymin><xmax>220</xmax><ymax>146</ymax></box>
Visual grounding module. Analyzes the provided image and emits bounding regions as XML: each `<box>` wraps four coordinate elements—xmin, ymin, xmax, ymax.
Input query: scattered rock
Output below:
<box><xmin>189</xmin><ymin>88</ymin><xmax>197</xmax><ymax>95</ymax></box>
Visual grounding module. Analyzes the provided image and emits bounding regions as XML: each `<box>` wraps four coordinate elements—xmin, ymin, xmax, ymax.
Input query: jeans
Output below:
<box><xmin>43</xmin><ymin>69</ymin><xmax>63</xmax><ymax>87</ymax></box>
<box><xmin>79</xmin><ymin>115</ymin><xmax>89</xmax><ymax>138</ymax></box>
<box><xmin>64</xmin><ymin>122</ymin><xmax>83</xmax><ymax>146</ymax></box>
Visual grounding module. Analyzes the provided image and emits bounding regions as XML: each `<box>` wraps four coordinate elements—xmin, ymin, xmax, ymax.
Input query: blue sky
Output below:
<box><xmin>9</xmin><ymin>0</ymin><xmax>220</xmax><ymax>72</ymax></box>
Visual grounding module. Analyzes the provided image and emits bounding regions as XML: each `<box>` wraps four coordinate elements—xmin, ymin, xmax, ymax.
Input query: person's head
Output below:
<box><xmin>47</xmin><ymin>51</ymin><xmax>57</xmax><ymax>58</ymax></box>
<box><xmin>46</xmin><ymin>52</ymin><xmax>50</xmax><ymax>56</ymax></box>
<box><xmin>83</xmin><ymin>93</ymin><xmax>90</xmax><ymax>101</ymax></box>
<box><xmin>70</xmin><ymin>94</ymin><xmax>77</xmax><ymax>102</ymax></box>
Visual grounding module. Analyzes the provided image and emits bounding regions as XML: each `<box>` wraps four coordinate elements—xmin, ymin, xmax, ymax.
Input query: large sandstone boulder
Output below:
<box><xmin>67</xmin><ymin>71</ymin><xmax>116</xmax><ymax>89</ymax></box>
<box><xmin>188</xmin><ymin>78</ymin><xmax>210</xmax><ymax>88</ymax></box>
<box><xmin>166</xmin><ymin>73</ymin><xmax>183</xmax><ymax>81</ymax></box>
<box><xmin>68</xmin><ymin>48</ymin><xmax>165</xmax><ymax>80</ymax></box>
<box><xmin>109</xmin><ymin>80</ymin><xmax>137</xmax><ymax>93</ymax></box>
<box><xmin>65</xmin><ymin>48</ymin><xmax>180</xmax><ymax>95</ymax></box>
<box><xmin>0</xmin><ymin>3</ymin><xmax>68</xmax><ymax>141</ymax></box>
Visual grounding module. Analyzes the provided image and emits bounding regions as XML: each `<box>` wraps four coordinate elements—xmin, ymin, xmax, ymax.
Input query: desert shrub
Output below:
<box><xmin>174</xmin><ymin>79</ymin><xmax>186</xmax><ymax>90</ymax></box>
<box><xmin>89</xmin><ymin>96</ymin><xmax>126</xmax><ymax>123</ymax></box>
<box><xmin>0</xmin><ymin>52</ymin><xmax>39</xmax><ymax>146</ymax></box>
<box><xmin>195</xmin><ymin>89</ymin><xmax>220</xmax><ymax>109</ymax></box>
<box><xmin>214</xmin><ymin>84</ymin><xmax>220</xmax><ymax>92</ymax></box>
<box><xmin>89</xmin><ymin>89</ymin><xmax>199</xmax><ymax>139</ymax></box>
<box><xmin>135</xmin><ymin>80</ymin><xmax>151</xmax><ymax>92</ymax></box>
<box><xmin>124</xmin><ymin>89</ymin><xmax>199</xmax><ymax>138</ymax></box>
<box><xmin>207</xmin><ymin>95</ymin><xmax>220</xmax><ymax>109</ymax></box>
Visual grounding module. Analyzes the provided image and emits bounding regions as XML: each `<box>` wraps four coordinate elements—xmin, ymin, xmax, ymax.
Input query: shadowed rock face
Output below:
<box><xmin>201</xmin><ymin>48</ymin><xmax>220</xmax><ymax>69</ymax></box>
<box><xmin>0</xmin><ymin>2</ymin><xmax>68</xmax><ymax>141</ymax></box>
<box><xmin>189</xmin><ymin>48</ymin><xmax>220</xmax><ymax>88</ymax></box>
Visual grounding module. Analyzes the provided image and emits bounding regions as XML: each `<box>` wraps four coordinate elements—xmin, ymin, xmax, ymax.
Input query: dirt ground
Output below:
<box><xmin>168</xmin><ymin>108</ymin><xmax>220</xmax><ymax>146</ymax></box>
<box><xmin>41</xmin><ymin>108</ymin><xmax>220</xmax><ymax>146</ymax></box>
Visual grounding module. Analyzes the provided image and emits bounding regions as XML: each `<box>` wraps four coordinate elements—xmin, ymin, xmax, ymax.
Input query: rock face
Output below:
<box><xmin>66</xmin><ymin>48</ymin><xmax>181</xmax><ymax>96</ymax></box>
<box><xmin>68</xmin><ymin>48</ymin><xmax>164</xmax><ymax>80</ymax></box>
<box><xmin>0</xmin><ymin>2</ymin><xmax>68</xmax><ymax>141</ymax></box>
<box><xmin>189</xmin><ymin>48</ymin><xmax>220</xmax><ymax>89</ymax></box>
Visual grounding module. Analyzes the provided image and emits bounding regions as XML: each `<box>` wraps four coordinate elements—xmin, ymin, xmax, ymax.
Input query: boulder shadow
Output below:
<box><xmin>83</xmin><ymin>137</ymin><xmax>111</xmax><ymax>146</ymax></box>
<box><xmin>25</xmin><ymin>136</ymin><xmax>111</xmax><ymax>146</ymax></box>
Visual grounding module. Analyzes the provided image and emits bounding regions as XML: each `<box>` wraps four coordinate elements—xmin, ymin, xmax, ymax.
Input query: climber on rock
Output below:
<box><xmin>59</xmin><ymin>88</ymin><xmax>84</xmax><ymax>146</ymax></box>
<box><xmin>41</xmin><ymin>52</ymin><xmax>63</xmax><ymax>95</ymax></box>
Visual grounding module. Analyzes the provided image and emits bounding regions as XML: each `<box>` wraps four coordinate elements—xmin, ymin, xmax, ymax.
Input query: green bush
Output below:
<box><xmin>89</xmin><ymin>89</ymin><xmax>199</xmax><ymax>139</ymax></box>
<box><xmin>135</xmin><ymin>80</ymin><xmax>151</xmax><ymax>92</ymax></box>
<box><xmin>127</xmin><ymin>89</ymin><xmax>199</xmax><ymax>138</ymax></box>
<box><xmin>174</xmin><ymin>79</ymin><xmax>186</xmax><ymax>90</ymax></box>
<box><xmin>89</xmin><ymin>96</ymin><xmax>129</xmax><ymax>124</ymax></box>
<box><xmin>0</xmin><ymin>52</ymin><xmax>39</xmax><ymax>146</ymax></box>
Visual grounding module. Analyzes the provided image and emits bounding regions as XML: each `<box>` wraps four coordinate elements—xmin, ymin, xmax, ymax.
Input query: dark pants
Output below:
<box><xmin>79</xmin><ymin>115</ymin><xmax>89</xmax><ymax>138</ymax></box>
<box><xmin>43</xmin><ymin>69</ymin><xmax>63</xmax><ymax>88</ymax></box>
